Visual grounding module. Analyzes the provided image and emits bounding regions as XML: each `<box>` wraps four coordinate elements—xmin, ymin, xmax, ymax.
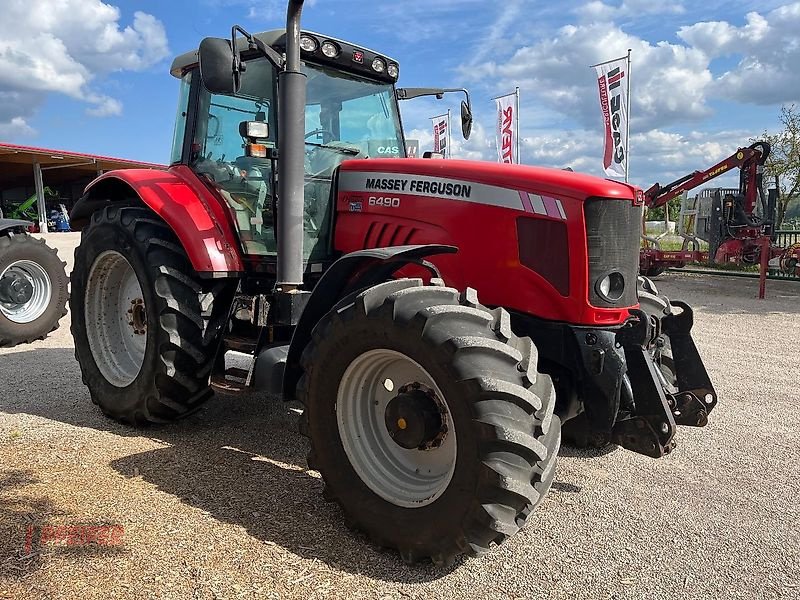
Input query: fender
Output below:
<box><xmin>281</xmin><ymin>244</ymin><xmax>457</xmax><ymax>399</ymax></box>
<box><xmin>71</xmin><ymin>165</ymin><xmax>244</xmax><ymax>275</ymax></box>
<box><xmin>0</xmin><ymin>219</ymin><xmax>33</xmax><ymax>233</ymax></box>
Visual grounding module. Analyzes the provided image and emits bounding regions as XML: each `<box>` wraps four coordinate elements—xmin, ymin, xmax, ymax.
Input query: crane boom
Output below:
<box><xmin>644</xmin><ymin>142</ymin><xmax>770</xmax><ymax>209</ymax></box>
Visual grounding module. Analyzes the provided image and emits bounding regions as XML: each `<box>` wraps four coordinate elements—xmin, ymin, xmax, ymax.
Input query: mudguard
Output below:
<box><xmin>281</xmin><ymin>244</ymin><xmax>457</xmax><ymax>399</ymax></box>
<box><xmin>71</xmin><ymin>165</ymin><xmax>244</xmax><ymax>275</ymax></box>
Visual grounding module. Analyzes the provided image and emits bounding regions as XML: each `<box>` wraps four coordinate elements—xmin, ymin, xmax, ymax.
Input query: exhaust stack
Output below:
<box><xmin>276</xmin><ymin>0</ymin><xmax>307</xmax><ymax>290</ymax></box>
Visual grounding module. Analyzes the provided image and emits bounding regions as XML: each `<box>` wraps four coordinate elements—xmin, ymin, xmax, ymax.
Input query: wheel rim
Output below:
<box><xmin>0</xmin><ymin>259</ymin><xmax>52</xmax><ymax>323</ymax></box>
<box><xmin>336</xmin><ymin>349</ymin><xmax>457</xmax><ymax>508</ymax></box>
<box><xmin>85</xmin><ymin>251</ymin><xmax>147</xmax><ymax>388</ymax></box>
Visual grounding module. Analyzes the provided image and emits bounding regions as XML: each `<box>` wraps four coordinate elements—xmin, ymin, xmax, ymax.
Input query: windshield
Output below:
<box><xmin>303</xmin><ymin>62</ymin><xmax>405</xmax><ymax>162</ymax></box>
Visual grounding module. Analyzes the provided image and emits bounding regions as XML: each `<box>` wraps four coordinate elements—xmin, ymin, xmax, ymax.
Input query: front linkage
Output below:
<box><xmin>612</xmin><ymin>302</ymin><xmax>716</xmax><ymax>457</ymax></box>
<box><xmin>515</xmin><ymin>290</ymin><xmax>717</xmax><ymax>458</ymax></box>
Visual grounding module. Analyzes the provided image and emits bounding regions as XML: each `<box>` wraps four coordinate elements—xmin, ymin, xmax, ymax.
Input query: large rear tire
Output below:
<box><xmin>0</xmin><ymin>232</ymin><xmax>68</xmax><ymax>347</ymax></box>
<box><xmin>70</xmin><ymin>207</ymin><xmax>235</xmax><ymax>425</ymax></box>
<box><xmin>298</xmin><ymin>279</ymin><xmax>560</xmax><ymax>565</ymax></box>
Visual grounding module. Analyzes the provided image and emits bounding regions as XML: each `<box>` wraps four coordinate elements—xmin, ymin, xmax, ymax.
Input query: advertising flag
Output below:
<box><xmin>594</xmin><ymin>56</ymin><xmax>629</xmax><ymax>178</ymax></box>
<box><xmin>494</xmin><ymin>92</ymin><xmax>518</xmax><ymax>164</ymax></box>
<box><xmin>431</xmin><ymin>114</ymin><xmax>449</xmax><ymax>157</ymax></box>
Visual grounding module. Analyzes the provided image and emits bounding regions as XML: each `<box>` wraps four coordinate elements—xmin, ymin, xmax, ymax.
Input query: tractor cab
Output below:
<box><xmin>169</xmin><ymin>30</ymin><xmax>406</xmax><ymax>263</ymax></box>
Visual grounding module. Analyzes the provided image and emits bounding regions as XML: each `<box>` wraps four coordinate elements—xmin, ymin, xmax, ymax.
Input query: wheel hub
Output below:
<box><xmin>128</xmin><ymin>298</ymin><xmax>147</xmax><ymax>335</ymax></box>
<box><xmin>384</xmin><ymin>383</ymin><xmax>447</xmax><ymax>450</ymax></box>
<box><xmin>0</xmin><ymin>271</ymin><xmax>34</xmax><ymax>305</ymax></box>
<box><xmin>0</xmin><ymin>259</ymin><xmax>53</xmax><ymax>324</ymax></box>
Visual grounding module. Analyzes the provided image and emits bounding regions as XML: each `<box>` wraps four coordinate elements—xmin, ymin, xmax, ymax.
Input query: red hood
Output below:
<box><xmin>340</xmin><ymin>158</ymin><xmax>638</xmax><ymax>201</ymax></box>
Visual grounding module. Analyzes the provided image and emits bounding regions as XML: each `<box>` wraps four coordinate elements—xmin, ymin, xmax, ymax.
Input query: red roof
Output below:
<box><xmin>0</xmin><ymin>142</ymin><xmax>164</xmax><ymax>169</ymax></box>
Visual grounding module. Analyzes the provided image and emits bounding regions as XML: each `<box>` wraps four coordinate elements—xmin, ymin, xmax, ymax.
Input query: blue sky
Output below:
<box><xmin>2</xmin><ymin>0</ymin><xmax>799</xmax><ymax>189</ymax></box>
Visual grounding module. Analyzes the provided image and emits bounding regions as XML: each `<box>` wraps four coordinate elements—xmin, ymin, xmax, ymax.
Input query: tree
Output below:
<box><xmin>754</xmin><ymin>104</ymin><xmax>800</xmax><ymax>228</ymax></box>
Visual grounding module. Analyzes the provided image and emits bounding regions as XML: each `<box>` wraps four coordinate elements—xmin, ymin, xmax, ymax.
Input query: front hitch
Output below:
<box><xmin>661</xmin><ymin>301</ymin><xmax>718</xmax><ymax>424</ymax></box>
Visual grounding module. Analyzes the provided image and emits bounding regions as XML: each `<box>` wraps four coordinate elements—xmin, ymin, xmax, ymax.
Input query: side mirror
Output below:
<box><xmin>199</xmin><ymin>37</ymin><xmax>237</xmax><ymax>94</ymax></box>
<box><xmin>460</xmin><ymin>100</ymin><xmax>473</xmax><ymax>141</ymax></box>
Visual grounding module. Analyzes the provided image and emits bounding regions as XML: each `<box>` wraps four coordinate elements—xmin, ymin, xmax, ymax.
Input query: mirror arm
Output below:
<box><xmin>231</xmin><ymin>25</ymin><xmax>285</xmax><ymax>72</ymax></box>
<box><xmin>397</xmin><ymin>87</ymin><xmax>471</xmax><ymax>106</ymax></box>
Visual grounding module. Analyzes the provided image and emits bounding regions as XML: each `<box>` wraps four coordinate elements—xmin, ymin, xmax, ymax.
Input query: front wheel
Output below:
<box><xmin>299</xmin><ymin>279</ymin><xmax>560</xmax><ymax>565</ymax></box>
<box><xmin>70</xmin><ymin>207</ymin><xmax>236</xmax><ymax>425</ymax></box>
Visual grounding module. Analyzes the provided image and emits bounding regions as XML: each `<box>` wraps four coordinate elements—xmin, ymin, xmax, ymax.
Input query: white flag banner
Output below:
<box><xmin>431</xmin><ymin>114</ymin><xmax>449</xmax><ymax>157</ymax></box>
<box><xmin>495</xmin><ymin>93</ymin><xmax>517</xmax><ymax>164</ymax></box>
<box><xmin>594</xmin><ymin>57</ymin><xmax>628</xmax><ymax>178</ymax></box>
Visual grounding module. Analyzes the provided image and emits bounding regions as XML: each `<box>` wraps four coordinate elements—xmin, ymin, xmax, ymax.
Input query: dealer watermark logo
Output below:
<box><xmin>23</xmin><ymin>523</ymin><xmax>125</xmax><ymax>554</ymax></box>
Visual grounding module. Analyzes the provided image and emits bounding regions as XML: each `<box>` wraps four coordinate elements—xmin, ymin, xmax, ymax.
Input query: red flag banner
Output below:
<box><xmin>495</xmin><ymin>93</ymin><xmax>518</xmax><ymax>164</ymax></box>
<box><xmin>431</xmin><ymin>114</ymin><xmax>449</xmax><ymax>157</ymax></box>
<box><xmin>594</xmin><ymin>57</ymin><xmax>628</xmax><ymax>178</ymax></box>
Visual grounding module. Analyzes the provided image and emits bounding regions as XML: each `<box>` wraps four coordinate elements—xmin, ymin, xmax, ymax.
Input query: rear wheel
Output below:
<box><xmin>0</xmin><ymin>232</ymin><xmax>68</xmax><ymax>347</ymax></box>
<box><xmin>70</xmin><ymin>207</ymin><xmax>236</xmax><ymax>425</ymax></box>
<box><xmin>299</xmin><ymin>279</ymin><xmax>560</xmax><ymax>565</ymax></box>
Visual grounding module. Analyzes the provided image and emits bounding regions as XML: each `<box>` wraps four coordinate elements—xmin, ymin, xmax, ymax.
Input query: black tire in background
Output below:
<box><xmin>298</xmin><ymin>279</ymin><xmax>560</xmax><ymax>565</ymax></box>
<box><xmin>70</xmin><ymin>207</ymin><xmax>236</xmax><ymax>425</ymax></box>
<box><xmin>0</xmin><ymin>232</ymin><xmax>68</xmax><ymax>347</ymax></box>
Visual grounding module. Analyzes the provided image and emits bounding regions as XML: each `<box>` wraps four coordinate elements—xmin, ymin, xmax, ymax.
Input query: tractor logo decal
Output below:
<box><xmin>340</xmin><ymin>170</ymin><xmax>567</xmax><ymax>216</ymax></box>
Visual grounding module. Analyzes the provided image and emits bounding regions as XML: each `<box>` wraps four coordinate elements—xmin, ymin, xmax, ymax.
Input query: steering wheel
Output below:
<box><xmin>305</xmin><ymin>128</ymin><xmax>335</xmax><ymax>141</ymax></box>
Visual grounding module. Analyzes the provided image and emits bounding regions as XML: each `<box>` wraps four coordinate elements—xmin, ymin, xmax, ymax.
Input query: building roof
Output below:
<box><xmin>0</xmin><ymin>142</ymin><xmax>164</xmax><ymax>189</ymax></box>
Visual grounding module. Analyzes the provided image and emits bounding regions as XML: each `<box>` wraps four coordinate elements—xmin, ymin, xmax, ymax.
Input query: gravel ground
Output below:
<box><xmin>1</xmin><ymin>235</ymin><xmax>799</xmax><ymax>599</ymax></box>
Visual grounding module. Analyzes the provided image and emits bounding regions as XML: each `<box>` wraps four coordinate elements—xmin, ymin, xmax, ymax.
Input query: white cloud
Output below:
<box><xmin>0</xmin><ymin>1</ymin><xmax>169</xmax><ymax>132</ymax></box>
<box><xmin>677</xmin><ymin>3</ymin><xmax>800</xmax><ymax>104</ymax></box>
<box><xmin>581</xmin><ymin>0</ymin><xmax>685</xmax><ymax>20</ymax></box>
<box><xmin>451</xmin><ymin>1</ymin><xmax>800</xmax><ymax>141</ymax></box>
<box><xmin>0</xmin><ymin>117</ymin><xmax>35</xmax><ymax>138</ymax></box>
<box><xmin>516</xmin><ymin>127</ymin><xmax>752</xmax><ymax>189</ymax></box>
<box><xmin>460</xmin><ymin>21</ymin><xmax>713</xmax><ymax>132</ymax></box>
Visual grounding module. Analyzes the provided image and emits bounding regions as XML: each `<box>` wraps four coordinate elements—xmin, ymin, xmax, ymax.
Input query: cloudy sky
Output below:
<box><xmin>1</xmin><ymin>0</ymin><xmax>798</xmax><ymax>189</ymax></box>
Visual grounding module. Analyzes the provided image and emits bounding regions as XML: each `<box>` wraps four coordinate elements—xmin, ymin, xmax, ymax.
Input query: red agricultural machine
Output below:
<box><xmin>68</xmin><ymin>0</ymin><xmax>717</xmax><ymax>564</ymax></box>
<box><xmin>640</xmin><ymin>141</ymin><xmax>800</xmax><ymax>277</ymax></box>
<box><xmin>0</xmin><ymin>217</ymin><xmax>68</xmax><ymax>347</ymax></box>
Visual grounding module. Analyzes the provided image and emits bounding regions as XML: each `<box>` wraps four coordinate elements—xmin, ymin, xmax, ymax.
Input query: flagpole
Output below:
<box><xmin>447</xmin><ymin>108</ymin><xmax>452</xmax><ymax>159</ymax></box>
<box><xmin>515</xmin><ymin>86</ymin><xmax>520</xmax><ymax>164</ymax></box>
<box><xmin>625</xmin><ymin>48</ymin><xmax>631</xmax><ymax>183</ymax></box>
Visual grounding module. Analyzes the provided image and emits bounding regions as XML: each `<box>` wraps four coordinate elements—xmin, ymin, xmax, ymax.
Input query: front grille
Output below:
<box><xmin>584</xmin><ymin>197</ymin><xmax>641</xmax><ymax>308</ymax></box>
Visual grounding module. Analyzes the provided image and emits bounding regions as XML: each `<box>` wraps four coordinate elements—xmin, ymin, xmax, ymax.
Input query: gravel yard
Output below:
<box><xmin>1</xmin><ymin>235</ymin><xmax>799</xmax><ymax>599</ymax></box>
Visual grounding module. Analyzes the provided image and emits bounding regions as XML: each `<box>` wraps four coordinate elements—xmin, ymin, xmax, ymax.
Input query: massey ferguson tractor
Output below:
<box><xmin>68</xmin><ymin>0</ymin><xmax>716</xmax><ymax>565</ymax></box>
<box><xmin>0</xmin><ymin>217</ymin><xmax>68</xmax><ymax>347</ymax></box>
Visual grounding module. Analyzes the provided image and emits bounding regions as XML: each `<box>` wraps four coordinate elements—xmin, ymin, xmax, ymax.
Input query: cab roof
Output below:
<box><xmin>170</xmin><ymin>29</ymin><xmax>399</xmax><ymax>78</ymax></box>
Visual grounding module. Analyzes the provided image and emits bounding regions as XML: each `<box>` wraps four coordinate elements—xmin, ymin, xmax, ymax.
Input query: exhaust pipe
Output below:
<box><xmin>276</xmin><ymin>0</ymin><xmax>307</xmax><ymax>291</ymax></box>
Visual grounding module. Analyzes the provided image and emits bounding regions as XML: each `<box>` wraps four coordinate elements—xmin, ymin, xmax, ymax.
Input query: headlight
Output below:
<box><xmin>300</xmin><ymin>35</ymin><xmax>318</xmax><ymax>52</ymax></box>
<box><xmin>321</xmin><ymin>41</ymin><xmax>340</xmax><ymax>58</ymax></box>
<box><xmin>387</xmin><ymin>63</ymin><xmax>399</xmax><ymax>78</ymax></box>
<box><xmin>372</xmin><ymin>57</ymin><xmax>386</xmax><ymax>73</ymax></box>
<box><xmin>595</xmin><ymin>271</ymin><xmax>625</xmax><ymax>302</ymax></box>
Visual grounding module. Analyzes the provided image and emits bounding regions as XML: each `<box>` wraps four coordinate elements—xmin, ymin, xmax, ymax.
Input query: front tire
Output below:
<box><xmin>70</xmin><ymin>207</ymin><xmax>235</xmax><ymax>425</ymax></box>
<box><xmin>299</xmin><ymin>279</ymin><xmax>560</xmax><ymax>565</ymax></box>
<box><xmin>0</xmin><ymin>232</ymin><xmax>68</xmax><ymax>347</ymax></box>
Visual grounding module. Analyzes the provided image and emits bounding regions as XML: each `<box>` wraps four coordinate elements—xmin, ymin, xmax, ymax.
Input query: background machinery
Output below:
<box><xmin>68</xmin><ymin>0</ymin><xmax>717</xmax><ymax>564</ymax></box>
<box><xmin>0</xmin><ymin>217</ymin><xmax>68</xmax><ymax>347</ymax></box>
<box><xmin>640</xmin><ymin>141</ymin><xmax>800</xmax><ymax>277</ymax></box>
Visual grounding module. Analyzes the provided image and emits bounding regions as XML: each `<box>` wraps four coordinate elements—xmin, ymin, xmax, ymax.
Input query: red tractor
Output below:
<box><xmin>68</xmin><ymin>1</ymin><xmax>716</xmax><ymax>564</ymax></box>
